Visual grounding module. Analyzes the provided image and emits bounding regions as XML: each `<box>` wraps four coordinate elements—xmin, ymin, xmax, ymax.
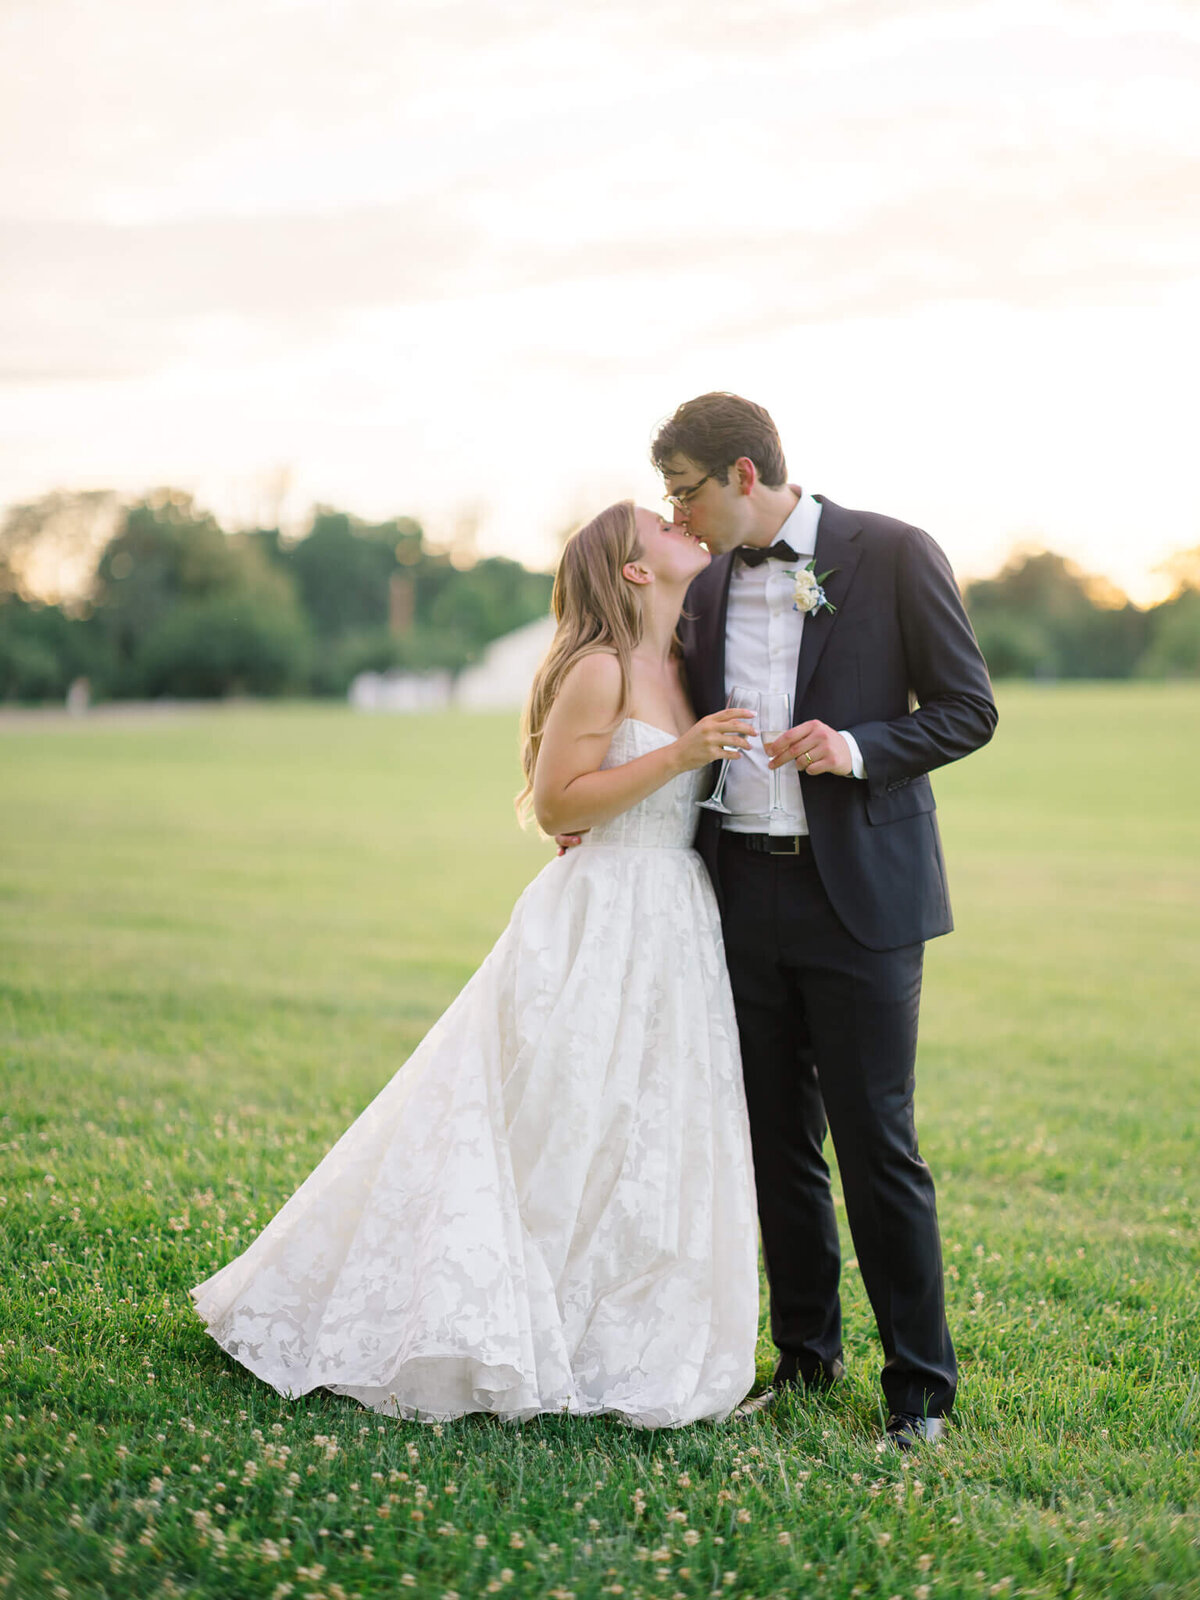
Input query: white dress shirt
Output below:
<box><xmin>722</xmin><ymin>489</ymin><xmax>865</xmax><ymax>836</ymax></box>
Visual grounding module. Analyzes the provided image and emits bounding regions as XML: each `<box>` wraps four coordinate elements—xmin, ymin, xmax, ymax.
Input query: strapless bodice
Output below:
<box><xmin>579</xmin><ymin>719</ymin><xmax>703</xmax><ymax>851</ymax></box>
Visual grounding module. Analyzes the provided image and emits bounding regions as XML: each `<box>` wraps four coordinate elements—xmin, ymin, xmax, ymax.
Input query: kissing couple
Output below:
<box><xmin>192</xmin><ymin>391</ymin><xmax>997</xmax><ymax>1449</ymax></box>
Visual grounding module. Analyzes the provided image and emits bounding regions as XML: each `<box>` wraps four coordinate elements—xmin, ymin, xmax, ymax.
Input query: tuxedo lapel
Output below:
<box><xmin>684</xmin><ymin>552</ymin><xmax>736</xmax><ymax>715</ymax></box>
<box><xmin>792</xmin><ymin>497</ymin><xmax>864</xmax><ymax>712</ymax></box>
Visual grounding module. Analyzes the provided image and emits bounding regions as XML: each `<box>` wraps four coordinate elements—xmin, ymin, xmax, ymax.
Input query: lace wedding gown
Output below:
<box><xmin>191</xmin><ymin>719</ymin><xmax>759</xmax><ymax>1426</ymax></box>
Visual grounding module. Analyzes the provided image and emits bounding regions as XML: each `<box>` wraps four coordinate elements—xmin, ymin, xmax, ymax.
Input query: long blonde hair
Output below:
<box><xmin>517</xmin><ymin>501</ymin><xmax>642</xmax><ymax>823</ymax></box>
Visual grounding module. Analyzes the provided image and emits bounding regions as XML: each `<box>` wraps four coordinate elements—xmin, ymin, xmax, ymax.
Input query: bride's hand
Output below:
<box><xmin>673</xmin><ymin>709</ymin><xmax>756</xmax><ymax>772</ymax></box>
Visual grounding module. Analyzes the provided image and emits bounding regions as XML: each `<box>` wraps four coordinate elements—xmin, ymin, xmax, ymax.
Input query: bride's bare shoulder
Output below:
<box><xmin>560</xmin><ymin>649</ymin><xmax>620</xmax><ymax>691</ymax></box>
<box><xmin>548</xmin><ymin>651</ymin><xmax>623</xmax><ymax>733</ymax></box>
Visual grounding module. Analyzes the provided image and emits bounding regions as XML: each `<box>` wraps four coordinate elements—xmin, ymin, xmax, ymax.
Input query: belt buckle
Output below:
<box><xmin>766</xmin><ymin>835</ymin><xmax>801</xmax><ymax>856</ymax></box>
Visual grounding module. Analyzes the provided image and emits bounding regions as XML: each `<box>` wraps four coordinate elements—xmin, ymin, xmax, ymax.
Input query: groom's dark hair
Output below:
<box><xmin>651</xmin><ymin>392</ymin><xmax>788</xmax><ymax>488</ymax></box>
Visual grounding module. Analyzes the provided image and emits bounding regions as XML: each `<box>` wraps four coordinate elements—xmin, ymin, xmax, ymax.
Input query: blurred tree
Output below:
<box><xmin>967</xmin><ymin>612</ymin><xmax>1055</xmax><ymax>680</ymax></box>
<box><xmin>1138</xmin><ymin>586</ymin><xmax>1200</xmax><ymax>677</ymax></box>
<box><xmin>1156</xmin><ymin>546</ymin><xmax>1200</xmax><ymax>594</ymax></box>
<box><xmin>1066</xmin><ymin>595</ymin><xmax>1150</xmax><ymax>679</ymax></box>
<box><xmin>0</xmin><ymin>595</ymin><xmax>105</xmax><ymax>702</ymax></box>
<box><xmin>964</xmin><ymin>550</ymin><xmax>1148</xmax><ymax>678</ymax></box>
<box><xmin>306</xmin><ymin>622</ymin><xmax>474</xmax><ymax>697</ymax></box>
<box><xmin>0</xmin><ymin>490</ymin><xmax>120</xmax><ymax>607</ymax></box>
<box><xmin>93</xmin><ymin>491</ymin><xmax>245</xmax><ymax>690</ymax></box>
<box><xmin>91</xmin><ymin>490</ymin><xmax>312</xmax><ymax>697</ymax></box>
<box><xmin>274</xmin><ymin>512</ymin><xmax>551</xmax><ymax>686</ymax></box>
<box><xmin>282</xmin><ymin>510</ymin><xmax>423</xmax><ymax>638</ymax></box>
<box><xmin>307</xmin><ymin>624</ymin><xmax>406</xmax><ymax>698</ymax></box>
<box><xmin>427</xmin><ymin>556</ymin><xmax>554</xmax><ymax>663</ymax></box>
<box><xmin>137</xmin><ymin>589</ymin><xmax>312</xmax><ymax>698</ymax></box>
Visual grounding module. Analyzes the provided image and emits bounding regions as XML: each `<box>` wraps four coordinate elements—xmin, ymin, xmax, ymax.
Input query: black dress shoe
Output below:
<box><xmin>884</xmin><ymin>1412</ymin><xmax>946</xmax><ymax>1450</ymax></box>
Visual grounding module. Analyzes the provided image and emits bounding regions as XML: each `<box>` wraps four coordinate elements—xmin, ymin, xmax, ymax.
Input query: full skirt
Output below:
<box><xmin>191</xmin><ymin>842</ymin><xmax>759</xmax><ymax>1426</ymax></box>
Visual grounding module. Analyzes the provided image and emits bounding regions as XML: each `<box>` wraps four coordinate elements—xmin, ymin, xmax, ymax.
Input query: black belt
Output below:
<box><xmin>722</xmin><ymin>831</ymin><xmax>813</xmax><ymax>857</ymax></box>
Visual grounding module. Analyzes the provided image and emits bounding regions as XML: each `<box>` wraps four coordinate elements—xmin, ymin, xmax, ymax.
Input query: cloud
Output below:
<box><xmin>0</xmin><ymin>202</ymin><xmax>486</xmax><ymax>380</ymax></box>
<box><xmin>2</xmin><ymin>130</ymin><xmax>1196</xmax><ymax>385</ymax></box>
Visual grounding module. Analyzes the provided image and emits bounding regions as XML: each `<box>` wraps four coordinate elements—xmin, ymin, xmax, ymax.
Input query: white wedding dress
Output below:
<box><xmin>191</xmin><ymin>719</ymin><xmax>759</xmax><ymax>1426</ymax></box>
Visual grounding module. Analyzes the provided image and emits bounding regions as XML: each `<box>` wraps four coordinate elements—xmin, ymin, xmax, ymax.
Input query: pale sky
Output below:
<box><xmin>2</xmin><ymin>0</ymin><xmax>1198</xmax><ymax>600</ymax></box>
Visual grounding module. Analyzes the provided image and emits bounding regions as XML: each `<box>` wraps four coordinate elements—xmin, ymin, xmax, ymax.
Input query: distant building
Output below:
<box><xmin>348</xmin><ymin>612</ymin><xmax>557</xmax><ymax>713</ymax></box>
<box><xmin>348</xmin><ymin>669</ymin><xmax>454</xmax><ymax>712</ymax></box>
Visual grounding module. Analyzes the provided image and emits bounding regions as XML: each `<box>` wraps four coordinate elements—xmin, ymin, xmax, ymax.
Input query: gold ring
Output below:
<box><xmin>803</xmin><ymin>751</ymin><xmax>813</xmax><ymax>766</ymax></box>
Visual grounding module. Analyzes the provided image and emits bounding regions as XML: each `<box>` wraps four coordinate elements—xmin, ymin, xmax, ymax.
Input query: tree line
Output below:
<box><xmin>1</xmin><ymin>488</ymin><xmax>1197</xmax><ymax>702</ymax></box>
<box><xmin>0</xmin><ymin>490</ymin><xmax>554</xmax><ymax>702</ymax></box>
<box><xmin>964</xmin><ymin>547</ymin><xmax>1200</xmax><ymax>680</ymax></box>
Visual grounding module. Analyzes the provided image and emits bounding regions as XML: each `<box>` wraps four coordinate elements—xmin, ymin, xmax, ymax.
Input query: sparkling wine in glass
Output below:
<box><xmin>760</xmin><ymin>690</ymin><xmax>793</xmax><ymax>824</ymax></box>
<box><xmin>697</xmin><ymin>687</ymin><xmax>759</xmax><ymax>814</ymax></box>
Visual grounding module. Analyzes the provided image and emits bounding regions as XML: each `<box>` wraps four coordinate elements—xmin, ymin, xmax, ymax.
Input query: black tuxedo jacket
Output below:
<box><xmin>680</xmin><ymin>495</ymin><xmax>998</xmax><ymax>952</ymax></box>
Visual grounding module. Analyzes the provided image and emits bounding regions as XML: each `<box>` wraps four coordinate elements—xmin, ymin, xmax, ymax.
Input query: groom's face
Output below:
<box><xmin>659</xmin><ymin>453</ymin><xmax>747</xmax><ymax>555</ymax></box>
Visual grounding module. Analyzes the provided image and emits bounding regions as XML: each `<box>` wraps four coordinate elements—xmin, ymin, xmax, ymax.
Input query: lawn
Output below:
<box><xmin>1</xmin><ymin>685</ymin><xmax>1198</xmax><ymax>1600</ymax></box>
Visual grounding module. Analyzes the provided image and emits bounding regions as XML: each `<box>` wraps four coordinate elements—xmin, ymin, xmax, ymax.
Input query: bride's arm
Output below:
<box><xmin>533</xmin><ymin>654</ymin><xmax>752</xmax><ymax>837</ymax></box>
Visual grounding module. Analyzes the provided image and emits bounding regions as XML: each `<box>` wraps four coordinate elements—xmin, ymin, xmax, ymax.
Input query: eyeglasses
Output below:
<box><xmin>662</xmin><ymin>471</ymin><xmax>716</xmax><ymax>511</ymax></box>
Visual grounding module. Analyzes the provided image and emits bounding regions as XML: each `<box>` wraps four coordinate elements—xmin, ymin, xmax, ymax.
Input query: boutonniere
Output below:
<box><xmin>786</xmin><ymin>559</ymin><xmax>837</xmax><ymax>616</ymax></box>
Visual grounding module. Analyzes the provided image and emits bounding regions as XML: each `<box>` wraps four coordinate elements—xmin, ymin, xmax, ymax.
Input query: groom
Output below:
<box><xmin>657</xmin><ymin>393</ymin><xmax>997</xmax><ymax>1447</ymax></box>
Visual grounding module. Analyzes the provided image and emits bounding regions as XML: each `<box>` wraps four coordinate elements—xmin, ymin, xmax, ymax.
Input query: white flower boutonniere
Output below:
<box><xmin>787</xmin><ymin>559</ymin><xmax>837</xmax><ymax>617</ymax></box>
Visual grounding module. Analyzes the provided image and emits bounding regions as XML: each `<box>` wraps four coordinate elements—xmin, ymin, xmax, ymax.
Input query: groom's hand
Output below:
<box><xmin>767</xmin><ymin>720</ymin><xmax>853</xmax><ymax>777</ymax></box>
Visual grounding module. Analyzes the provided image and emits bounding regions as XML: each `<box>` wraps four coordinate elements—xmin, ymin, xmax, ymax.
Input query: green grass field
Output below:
<box><xmin>2</xmin><ymin>686</ymin><xmax>1198</xmax><ymax>1600</ymax></box>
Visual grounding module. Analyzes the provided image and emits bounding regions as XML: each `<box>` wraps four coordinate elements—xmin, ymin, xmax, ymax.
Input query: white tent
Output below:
<box><xmin>454</xmin><ymin>613</ymin><xmax>557</xmax><ymax>710</ymax></box>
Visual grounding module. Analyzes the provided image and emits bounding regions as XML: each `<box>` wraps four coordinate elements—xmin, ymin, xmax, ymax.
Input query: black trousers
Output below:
<box><xmin>718</xmin><ymin>832</ymin><xmax>956</xmax><ymax>1417</ymax></box>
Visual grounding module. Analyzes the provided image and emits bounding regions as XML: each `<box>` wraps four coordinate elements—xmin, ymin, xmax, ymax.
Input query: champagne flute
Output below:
<box><xmin>697</xmin><ymin>686</ymin><xmax>759</xmax><ymax>813</ymax></box>
<box><xmin>760</xmin><ymin>690</ymin><xmax>793</xmax><ymax>824</ymax></box>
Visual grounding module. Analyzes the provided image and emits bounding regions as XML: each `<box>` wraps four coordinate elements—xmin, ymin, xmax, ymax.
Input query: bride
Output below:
<box><xmin>191</xmin><ymin>501</ymin><xmax>760</xmax><ymax>1427</ymax></box>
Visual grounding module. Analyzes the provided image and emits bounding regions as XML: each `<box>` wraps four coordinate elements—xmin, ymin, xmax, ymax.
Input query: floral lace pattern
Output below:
<box><xmin>191</xmin><ymin>719</ymin><xmax>758</xmax><ymax>1426</ymax></box>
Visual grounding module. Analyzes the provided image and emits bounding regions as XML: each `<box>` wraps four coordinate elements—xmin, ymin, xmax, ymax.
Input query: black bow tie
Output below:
<box><xmin>737</xmin><ymin>540</ymin><xmax>801</xmax><ymax>568</ymax></box>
